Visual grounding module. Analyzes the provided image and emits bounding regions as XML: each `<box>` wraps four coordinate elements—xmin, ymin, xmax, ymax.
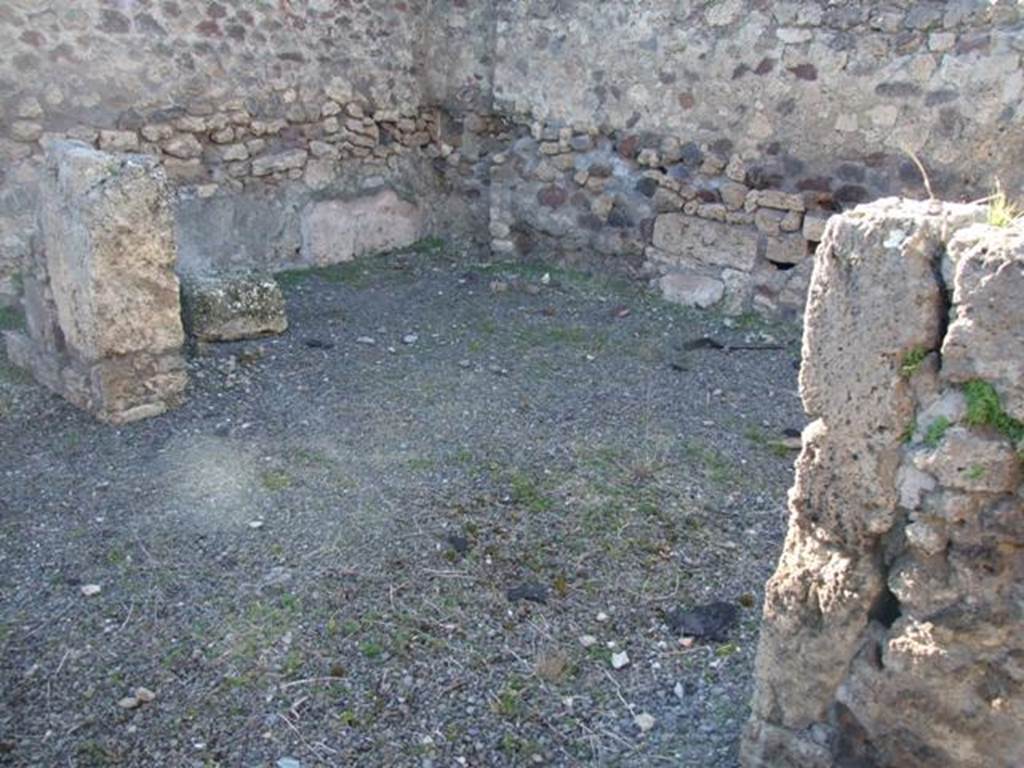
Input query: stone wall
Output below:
<box><xmin>0</xmin><ymin>0</ymin><xmax>494</xmax><ymax>300</ymax></box>
<box><xmin>2</xmin><ymin>1</ymin><xmax>1023</xmax><ymax>317</ymax></box>
<box><xmin>742</xmin><ymin>198</ymin><xmax>1024</xmax><ymax>767</ymax></box>
<box><xmin>488</xmin><ymin>0</ymin><xmax>1024</xmax><ymax>315</ymax></box>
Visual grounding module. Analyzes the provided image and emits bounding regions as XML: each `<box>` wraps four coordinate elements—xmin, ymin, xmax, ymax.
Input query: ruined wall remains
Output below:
<box><xmin>0</xmin><ymin>0</ymin><xmax>495</xmax><ymax>301</ymax></box>
<box><xmin>743</xmin><ymin>198</ymin><xmax>1024</xmax><ymax>767</ymax></box>
<box><xmin>2</xmin><ymin>1</ymin><xmax>1023</xmax><ymax>319</ymax></box>
<box><xmin>4</xmin><ymin>141</ymin><xmax>187</xmax><ymax>423</ymax></box>
<box><xmin>489</xmin><ymin>0</ymin><xmax>1024</xmax><ymax>316</ymax></box>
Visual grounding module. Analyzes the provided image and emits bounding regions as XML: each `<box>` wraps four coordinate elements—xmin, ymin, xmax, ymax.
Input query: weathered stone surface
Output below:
<box><xmin>941</xmin><ymin>224</ymin><xmax>1024</xmax><ymax>421</ymax></box>
<box><xmin>658</xmin><ymin>272</ymin><xmax>724</xmax><ymax>308</ymax></box>
<box><xmin>915</xmin><ymin>427</ymin><xmax>1021</xmax><ymax>493</ymax></box>
<box><xmin>300</xmin><ymin>189</ymin><xmax>423</xmax><ymax>265</ymax></box>
<box><xmin>5</xmin><ymin>141</ymin><xmax>186</xmax><ymax>423</ymax></box>
<box><xmin>652</xmin><ymin>213</ymin><xmax>759</xmax><ymax>271</ymax></box>
<box><xmin>802</xmin><ymin>212</ymin><xmax>831</xmax><ymax>242</ymax></box>
<box><xmin>763</xmin><ymin>233</ymin><xmax>807</xmax><ymax>265</ymax></box>
<box><xmin>744</xmin><ymin>200</ymin><xmax>1023</xmax><ymax>768</ymax></box>
<box><xmin>251</xmin><ymin>149</ymin><xmax>309</xmax><ymax>177</ymax></box>
<box><xmin>180</xmin><ymin>272</ymin><xmax>287</xmax><ymax>342</ymax></box>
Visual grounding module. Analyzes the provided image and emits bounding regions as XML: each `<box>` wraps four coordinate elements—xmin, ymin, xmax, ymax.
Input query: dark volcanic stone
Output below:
<box><xmin>666</xmin><ymin>601</ymin><xmax>739</xmax><ymax>641</ymax></box>
<box><xmin>506</xmin><ymin>582</ymin><xmax>549</xmax><ymax>604</ymax></box>
<box><xmin>635</xmin><ymin>177</ymin><xmax>658</xmax><ymax>198</ymax></box>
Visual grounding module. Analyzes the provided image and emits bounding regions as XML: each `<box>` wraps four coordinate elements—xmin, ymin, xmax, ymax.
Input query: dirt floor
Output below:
<box><xmin>0</xmin><ymin>245</ymin><xmax>805</xmax><ymax>767</ymax></box>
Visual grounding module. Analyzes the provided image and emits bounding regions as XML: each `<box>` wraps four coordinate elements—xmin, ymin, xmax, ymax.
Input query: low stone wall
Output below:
<box><xmin>742</xmin><ymin>198</ymin><xmax>1023</xmax><ymax>767</ymax></box>
<box><xmin>488</xmin><ymin>119</ymin><xmax>825</xmax><ymax>317</ymax></box>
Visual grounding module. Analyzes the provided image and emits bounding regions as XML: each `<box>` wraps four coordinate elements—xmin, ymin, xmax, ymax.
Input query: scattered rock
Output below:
<box><xmin>506</xmin><ymin>582</ymin><xmax>548</xmax><ymax>604</ymax></box>
<box><xmin>665</xmin><ymin>601</ymin><xmax>739</xmax><ymax>641</ymax></box>
<box><xmin>402</xmin><ymin>333</ymin><xmax>419</xmax><ymax>345</ymax></box>
<box><xmin>118</xmin><ymin>695</ymin><xmax>140</xmax><ymax>709</ymax></box>
<box><xmin>610</xmin><ymin>651</ymin><xmax>630</xmax><ymax>670</ymax></box>
<box><xmin>134</xmin><ymin>687</ymin><xmax>156</xmax><ymax>703</ymax></box>
<box><xmin>445</xmin><ymin>534</ymin><xmax>470</xmax><ymax>555</ymax></box>
<box><xmin>579</xmin><ymin>634</ymin><xmax>598</xmax><ymax>648</ymax></box>
<box><xmin>634</xmin><ymin>712</ymin><xmax>656</xmax><ymax>733</ymax></box>
<box><xmin>179</xmin><ymin>272</ymin><xmax>288</xmax><ymax>342</ymax></box>
<box><xmin>80</xmin><ymin>584</ymin><xmax>102</xmax><ymax>597</ymax></box>
<box><xmin>304</xmin><ymin>338</ymin><xmax>334</xmax><ymax>349</ymax></box>
<box><xmin>356</xmin><ymin>336</ymin><xmax>376</xmax><ymax>345</ymax></box>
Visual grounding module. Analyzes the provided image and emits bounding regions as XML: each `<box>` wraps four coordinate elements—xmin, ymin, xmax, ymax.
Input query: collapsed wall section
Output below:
<box><xmin>742</xmin><ymin>198</ymin><xmax>1023</xmax><ymax>767</ymax></box>
<box><xmin>4</xmin><ymin>141</ymin><xmax>186</xmax><ymax>423</ymax></box>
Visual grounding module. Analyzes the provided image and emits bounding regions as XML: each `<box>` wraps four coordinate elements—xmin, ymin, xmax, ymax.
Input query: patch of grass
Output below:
<box><xmin>509</xmin><ymin>471</ymin><xmax>553</xmax><ymax>513</ymax></box>
<box><xmin>492</xmin><ymin>676</ymin><xmax>529</xmax><ymax>720</ymax></box>
<box><xmin>275</xmin><ymin>262</ymin><xmax>370</xmax><ymax>289</ymax></box>
<box><xmin>963</xmin><ymin>379</ymin><xmax>1024</xmax><ymax>446</ymax></box>
<box><xmin>337</xmin><ymin>708</ymin><xmax>360</xmax><ymax>728</ymax></box>
<box><xmin>0</xmin><ymin>305</ymin><xmax>24</xmax><ymax>331</ymax></box>
<box><xmin>499</xmin><ymin>734</ymin><xmax>540</xmax><ymax>757</ymax></box>
<box><xmin>259</xmin><ymin>468</ymin><xmax>292</xmax><ymax>491</ymax></box>
<box><xmin>923</xmin><ymin>416</ymin><xmax>951</xmax><ymax>448</ymax></box>
<box><xmin>900</xmin><ymin>347</ymin><xmax>929</xmax><ymax>379</ymax></box>
<box><xmin>682</xmin><ymin>440</ymin><xmax>736</xmax><ymax>486</ymax></box>
<box><xmin>900</xmin><ymin>419</ymin><xmax>916</xmax><ymax>444</ymax></box>
<box><xmin>715</xmin><ymin>642</ymin><xmax>740</xmax><ymax>658</ymax></box>
<box><xmin>359</xmin><ymin>640</ymin><xmax>384</xmax><ymax>659</ymax></box>
<box><xmin>105</xmin><ymin>546</ymin><xmax>127</xmax><ymax>566</ymax></box>
<box><xmin>404</xmin><ymin>235</ymin><xmax>445</xmax><ymax>255</ymax></box>
<box><xmin>966</xmin><ymin>465</ymin><xmax>986</xmax><ymax>481</ymax></box>
<box><xmin>407</xmin><ymin>455</ymin><xmax>437</xmax><ymax>471</ymax></box>
<box><xmin>987</xmin><ymin>182</ymin><xmax>1023</xmax><ymax>228</ymax></box>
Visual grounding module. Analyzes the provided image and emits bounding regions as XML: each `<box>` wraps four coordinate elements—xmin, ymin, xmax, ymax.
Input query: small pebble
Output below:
<box><xmin>634</xmin><ymin>712</ymin><xmax>656</xmax><ymax>733</ymax></box>
<box><xmin>80</xmin><ymin>584</ymin><xmax>102</xmax><ymax>597</ymax></box>
<box><xmin>579</xmin><ymin>634</ymin><xmax>598</xmax><ymax>648</ymax></box>
<box><xmin>277</xmin><ymin>759</ymin><xmax>301</xmax><ymax>768</ymax></box>
<box><xmin>134</xmin><ymin>687</ymin><xmax>156</xmax><ymax>703</ymax></box>
<box><xmin>402</xmin><ymin>333</ymin><xmax>419</xmax><ymax>345</ymax></box>
<box><xmin>248</xmin><ymin>520</ymin><xmax>264</xmax><ymax>530</ymax></box>
<box><xmin>611</xmin><ymin>651</ymin><xmax>630</xmax><ymax>670</ymax></box>
<box><xmin>356</xmin><ymin>336</ymin><xmax>376</xmax><ymax>345</ymax></box>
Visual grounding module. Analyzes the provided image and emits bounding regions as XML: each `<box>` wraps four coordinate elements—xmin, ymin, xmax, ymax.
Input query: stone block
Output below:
<box><xmin>180</xmin><ymin>272</ymin><xmax>288</xmax><ymax>342</ymax></box>
<box><xmin>941</xmin><ymin>224</ymin><xmax>1024</xmax><ymax>421</ymax></box>
<box><xmin>652</xmin><ymin>213</ymin><xmax>759</xmax><ymax>271</ymax></box>
<box><xmin>763</xmin><ymin>233</ymin><xmax>808</xmax><ymax>265</ymax></box>
<box><xmin>9</xmin><ymin>141</ymin><xmax>186</xmax><ymax>423</ymax></box>
<box><xmin>300</xmin><ymin>189</ymin><xmax>424</xmax><ymax>265</ymax></box>
<box><xmin>743</xmin><ymin>199</ymin><xmax>1024</xmax><ymax>768</ymax></box>
<box><xmin>658</xmin><ymin>271</ymin><xmax>724</xmax><ymax>308</ymax></box>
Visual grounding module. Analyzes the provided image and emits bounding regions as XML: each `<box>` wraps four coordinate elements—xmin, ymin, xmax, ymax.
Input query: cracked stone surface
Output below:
<box><xmin>743</xmin><ymin>200</ymin><xmax>1023</xmax><ymax>768</ymax></box>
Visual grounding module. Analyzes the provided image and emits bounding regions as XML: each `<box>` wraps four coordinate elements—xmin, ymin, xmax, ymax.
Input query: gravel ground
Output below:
<box><xmin>0</xmin><ymin>246</ymin><xmax>805</xmax><ymax>767</ymax></box>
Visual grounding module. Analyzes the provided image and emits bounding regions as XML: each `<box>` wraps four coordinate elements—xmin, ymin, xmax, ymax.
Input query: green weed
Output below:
<box><xmin>963</xmin><ymin>380</ymin><xmax>1024</xmax><ymax>446</ymax></box>
<box><xmin>900</xmin><ymin>347</ymin><xmax>929</xmax><ymax>379</ymax></box>
<box><xmin>923</xmin><ymin>416</ymin><xmax>951</xmax><ymax>448</ymax></box>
